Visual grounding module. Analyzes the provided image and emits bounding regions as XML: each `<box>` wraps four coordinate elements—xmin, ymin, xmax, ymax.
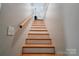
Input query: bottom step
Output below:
<box><xmin>22</xmin><ymin>48</ymin><xmax>55</xmax><ymax>54</ymax></box>
<box><xmin>18</xmin><ymin>54</ymin><xmax>64</xmax><ymax>56</ymax></box>
<box><xmin>22</xmin><ymin>54</ymin><xmax>55</xmax><ymax>56</ymax></box>
<box><xmin>22</xmin><ymin>44</ymin><xmax>55</xmax><ymax>54</ymax></box>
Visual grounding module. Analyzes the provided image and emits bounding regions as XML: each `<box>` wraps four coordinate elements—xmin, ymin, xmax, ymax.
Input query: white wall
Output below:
<box><xmin>46</xmin><ymin>3</ymin><xmax>79</xmax><ymax>56</ymax></box>
<box><xmin>0</xmin><ymin>3</ymin><xmax>33</xmax><ymax>55</ymax></box>
<box><xmin>45</xmin><ymin>3</ymin><xmax>65</xmax><ymax>54</ymax></box>
<box><xmin>0</xmin><ymin>3</ymin><xmax>1</xmax><ymax>11</ymax></box>
<box><xmin>62</xmin><ymin>3</ymin><xmax>79</xmax><ymax>56</ymax></box>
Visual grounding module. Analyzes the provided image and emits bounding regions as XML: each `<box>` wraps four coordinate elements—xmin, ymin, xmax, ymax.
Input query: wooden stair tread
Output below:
<box><xmin>21</xmin><ymin>54</ymin><xmax>64</xmax><ymax>56</ymax></box>
<box><xmin>29</xmin><ymin>31</ymin><xmax>48</xmax><ymax>33</ymax></box>
<box><xmin>32</xmin><ymin>25</ymin><xmax>45</xmax><ymax>26</ymax></box>
<box><xmin>26</xmin><ymin>38</ymin><xmax>51</xmax><ymax>40</ymax></box>
<box><xmin>30</xmin><ymin>28</ymin><xmax>47</xmax><ymax>30</ymax></box>
<box><xmin>29</xmin><ymin>30</ymin><xmax>48</xmax><ymax>32</ymax></box>
<box><xmin>23</xmin><ymin>44</ymin><xmax>55</xmax><ymax>48</ymax></box>
<box><xmin>28</xmin><ymin>35</ymin><xmax>50</xmax><ymax>39</ymax></box>
<box><xmin>31</xmin><ymin>29</ymin><xmax>48</xmax><ymax>31</ymax></box>
<box><xmin>31</xmin><ymin>28</ymin><xmax>47</xmax><ymax>30</ymax></box>
<box><xmin>27</xmin><ymin>38</ymin><xmax>50</xmax><ymax>40</ymax></box>
<box><xmin>26</xmin><ymin>40</ymin><xmax>51</xmax><ymax>44</ymax></box>
<box><xmin>32</xmin><ymin>22</ymin><xmax>44</xmax><ymax>23</ymax></box>
<box><xmin>31</xmin><ymin>26</ymin><xmax>46</xmax><ymax>27</ymax></box>
<box><xmin>31</xmin><ymin>27</ymin><xmax>46</xmax><ymax>29</ymax></box>
<box><xmin>31</xmin><ymin>26</ymin><xmax>46</xmax><ymax>28</ymax></box>
<box><xmin>30</xmin><ymin>30</ymin><xmax>48</xmax><ymax>32</ymax></box>
<box><xmin>22</xmin><ymin>53</ymin><xmax>54</xmax><ymax>56</ymax></box>
<box><xmin>28</xmin><ymin>32</ymin><xmax>49</xmax><ymax>34</ymax></box>
<box><xmin>32</xmin><ymin>23</ymin><xmax>45</xmax><ymax>25</ymax></box>
<box><xmin>32</xmin><ymin>23</ymin><xmax>45</xmax><ymax>24</ymax></box>
<box><xmin>28</xmin><ymin>33</ymin><xmax>49</xmax><ymax>35</ymax></box>
<box><xmin>33</xmin><ymin>19</ymin><xmax>44</xmax><ymax>20</ymax></box>
<box><xmin>18</xmin><ymin>54</ymin><xmax>64</xmax><ymax>56</ymax></box>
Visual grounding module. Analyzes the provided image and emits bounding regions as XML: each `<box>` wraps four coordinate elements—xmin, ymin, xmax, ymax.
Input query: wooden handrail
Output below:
<box><xmin>14</xmin><ymin>16</ymin><xmax>32</xmax><ymax>35</ymax></box>
<box><xmin>12</xmin><ymin>16</ymin><xmax>32</xmax><ymax>47</ymax></box>
<box><xmin>19</xmin><ymin>16</ymin><xmax>32</xmax><ymax>28</ymax></box>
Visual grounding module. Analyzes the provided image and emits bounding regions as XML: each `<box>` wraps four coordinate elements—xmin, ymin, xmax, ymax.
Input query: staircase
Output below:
<box><xmin>21</xmin><ymin>19</ymin><xmax>56</xmax><ymax>56</ymax></box>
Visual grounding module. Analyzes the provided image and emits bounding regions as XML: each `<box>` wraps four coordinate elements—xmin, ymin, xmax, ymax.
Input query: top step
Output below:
<box><xmin>33</xmin><ymin>19</ymin><xmax>44</xmax><ymax>21</ymax></box>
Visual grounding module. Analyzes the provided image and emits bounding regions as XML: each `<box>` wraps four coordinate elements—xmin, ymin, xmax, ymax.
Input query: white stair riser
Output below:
<box><xmin>28</xmin><ymin>35</ymin><xmax>50</xmax><ymax>39</ymax></box>
<box><xmin>31</xmin><ymin>26</ymin><xmax>46</xmax><ymax>27</ymax></box>
<box><xmin>22</xmin><ymin>48</ymin><xmax>55</xmax><ymax>53</ymax></box>
<box><xmin>26</xmin><ymin>40</ymin><xmax>51</xmax><ymax>44</ymax></box>
<box><xmin>32</xmin><ymin>25</ymin><xmax>45</xmax><ymax>26</ymax></box>
<box><xmin>30</xmin><ymin>31</ymin><xmax>48</xmax><ymax>32</ymax></box>
<box><xmin>31</xmin><ymin>28</ymin><xmax>46</xmax><ymax>29</ymax></box>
